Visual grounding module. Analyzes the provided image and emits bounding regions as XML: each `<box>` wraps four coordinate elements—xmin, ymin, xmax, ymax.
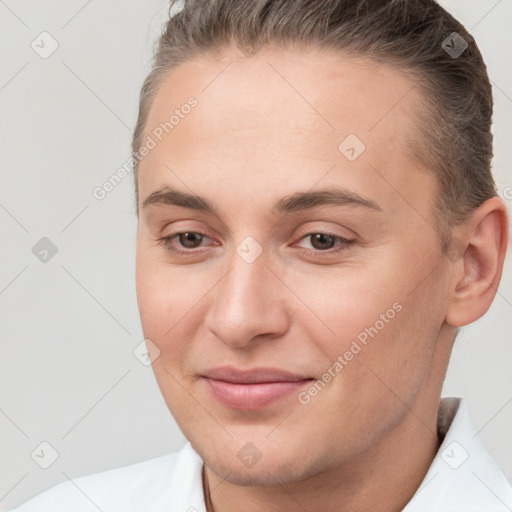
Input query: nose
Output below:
<box><xmin>203</xmin><ymin>248</ymin><xmax>290</xmax><ymax>349</ymax></box>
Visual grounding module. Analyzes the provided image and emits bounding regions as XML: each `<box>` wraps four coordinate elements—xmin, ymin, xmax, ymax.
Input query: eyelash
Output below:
<box><xmin>157</xmin><ymin>231</ymin><xmax>355</xmax><ymax>257</ymax></box>
<box><xmin>158</xmin><ymin>231</ymin><xmax>212</xmax><ymax>256</ymax></box>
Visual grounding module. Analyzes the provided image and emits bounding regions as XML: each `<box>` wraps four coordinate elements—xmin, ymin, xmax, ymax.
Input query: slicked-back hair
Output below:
<box><xmin>132</xmin><ymin>0</ymin><xmax>496</xmax><ymax>249</ymax></box>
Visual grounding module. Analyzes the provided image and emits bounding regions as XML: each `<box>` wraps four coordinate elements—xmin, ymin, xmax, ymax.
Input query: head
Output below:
<box><xmin>134</xmin><ymin>0</ymin><xmax>509</xmax><ymax>486</ymax></box>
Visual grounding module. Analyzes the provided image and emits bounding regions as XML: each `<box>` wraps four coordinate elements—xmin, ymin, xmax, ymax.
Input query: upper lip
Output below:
<box><xmin>202</xmin><ymin>366</ymin><xmax>313</xmax><ymax>384</ymax></box>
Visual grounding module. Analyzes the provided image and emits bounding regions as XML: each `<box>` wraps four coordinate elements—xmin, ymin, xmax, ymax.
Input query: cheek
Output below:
<box><xmin>346</xmin><ymin>279</ymin><xmax>444</xmax><ymax>407</ymax></box>
<box><xmin>136</xmin><ymin>263</ymin><xmax>166</xmax><ymax>339</ymax></box>
<box><xmin>136</xmin><ymin>248</ymin><xmax>194</xmax><ymax>336</ymax></box>
<box><xmin>135</xmin><ymin>251</ymin><xmax>216</xmax><ymax>377</ymax></box>
<box><xmin>136</xmin><ymin>261</ymin><xmax>199</xmax><ymax>419</ymax></box>
<box><xmin>291</xmin><ymin>263</ymin><xmax>439</xmax><ymax>397</ymax></box>
<box><xmin>285</xmin><ymin>267</ymin><xmax>402</xmax><ymax>353</ymax></box>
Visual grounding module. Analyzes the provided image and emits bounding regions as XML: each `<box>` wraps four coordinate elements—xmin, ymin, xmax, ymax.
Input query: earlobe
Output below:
<box><xmin>445</xmin><ymin>197</ymin><xmax>509</xmax><ymax>328</ymax></box>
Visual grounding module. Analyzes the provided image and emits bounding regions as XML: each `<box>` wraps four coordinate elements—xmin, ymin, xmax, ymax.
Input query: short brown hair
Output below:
<box><xmin>132</xmin><ymin>0</ymin><xmax>497</xmax><ymax>248</ymax></box>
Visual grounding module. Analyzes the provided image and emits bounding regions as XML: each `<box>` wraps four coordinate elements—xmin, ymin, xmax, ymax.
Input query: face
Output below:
<box><xmin>135</xmin><ymin>47</ymin><xmax>453</xmax><ymax>485</ymax></box>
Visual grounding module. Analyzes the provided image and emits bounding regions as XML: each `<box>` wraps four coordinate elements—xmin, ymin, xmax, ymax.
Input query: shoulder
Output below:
<box><xmin>9</xmin><ymin>442</ymin><xmax>205</xmax><ymax>512</ymax></box>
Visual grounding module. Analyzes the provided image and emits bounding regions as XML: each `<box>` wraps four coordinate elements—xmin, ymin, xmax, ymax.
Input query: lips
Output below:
<box><xmin>201</xmin><ymin>366</ymin><xmax>314</xmax><ymax>410</ymax></box>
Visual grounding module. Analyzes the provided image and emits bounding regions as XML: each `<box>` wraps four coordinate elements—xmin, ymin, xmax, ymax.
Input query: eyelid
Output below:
<box><xmin>294</xmin><ymin>230</ymin><xmax>354</xmax><ymax>244</ymax></box>
<box><xmin>293</xmin><ymin>222</ymin><xmax>357</xmax><ymax>240</ymax></box>
<box><xmin>158</xmin><ymin>218</ymin><xmax>215</xmax><ymax>241</ymax></box>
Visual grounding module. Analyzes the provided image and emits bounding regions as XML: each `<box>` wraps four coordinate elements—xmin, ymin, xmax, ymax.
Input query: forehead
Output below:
<box><xmin>139</xmin><ymin>47</ymin><xmax>432</xmax><ymax>217</ymax></box>
<box><xmin>145</xmin><ymin>47</ymin><xmax>422</xmax><ymax>136</ymax></box>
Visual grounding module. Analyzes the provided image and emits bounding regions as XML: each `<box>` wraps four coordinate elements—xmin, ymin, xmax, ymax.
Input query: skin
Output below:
<box><xmin>135</xmin><ymin>47</ymin><xmax>509</xmax><ymax>512</ymax></box>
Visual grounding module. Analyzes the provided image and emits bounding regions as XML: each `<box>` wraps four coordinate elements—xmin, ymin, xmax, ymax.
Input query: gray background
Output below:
<box><xmin>1</xmin><ymin>0</ymin><xmax>511</xmax><ymax>509</ymax></box>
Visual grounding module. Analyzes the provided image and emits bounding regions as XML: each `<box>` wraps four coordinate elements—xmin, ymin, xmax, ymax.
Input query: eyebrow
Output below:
<box><xmin>141</xmin><ymin>186</ymin><xmax>382</xmax><ymax>216</ymax></box>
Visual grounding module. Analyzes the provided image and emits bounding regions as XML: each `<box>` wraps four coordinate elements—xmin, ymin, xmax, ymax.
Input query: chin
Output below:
<box><xmin>198</xmin><ymin>439</ymin><xmax>329</xmax><ymax>487</ymax></box>
<box><xmin>218</xmin><ymin>467</ymin><xmax>282</xmax><ymax>486</ymax></box>
<box><xmin>205</xmin><ymin>457</ymin><xmax>306</xmax><ymax>486</ymax></box>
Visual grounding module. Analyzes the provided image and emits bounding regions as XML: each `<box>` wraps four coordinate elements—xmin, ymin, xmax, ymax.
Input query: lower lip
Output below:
<box><xmin>203</xmin><ymin>378</ymin><xmax>312</xmax><ymax>410</ymax></box>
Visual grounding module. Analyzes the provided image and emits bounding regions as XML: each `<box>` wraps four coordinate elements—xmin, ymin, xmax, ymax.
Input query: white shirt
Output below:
<box><xmin>9</xmin><ymin>397</ymin><xmax>512</xmax><ymax>512</ymax></box>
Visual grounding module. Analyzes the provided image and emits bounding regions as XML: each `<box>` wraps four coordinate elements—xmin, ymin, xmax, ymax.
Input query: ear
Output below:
<box><xmin>445</xmin><ymin>196</ymin><xmax>510</xmax><ymax>327</ymax></box>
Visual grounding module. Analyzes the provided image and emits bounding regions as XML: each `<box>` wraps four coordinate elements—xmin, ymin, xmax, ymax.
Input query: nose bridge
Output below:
<box><xmin>204</xmin><ymin>245</ymin><xmax>288</xmax><ymax>347</ymax></box>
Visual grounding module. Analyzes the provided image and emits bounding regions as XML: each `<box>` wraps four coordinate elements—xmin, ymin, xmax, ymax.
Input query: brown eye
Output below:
<box><xmin>295</xmin><ymin>231</ymin><xmax>355</xmax><ymax>256</ymax></box>
<box><xmin>158</xmin><ymin>230</ymin><xmax>212</xmax><ymax>255</ymax></box>
<box><xmin>178</xmin><ymin>232</ymin><xmax>205</xmax><ymax>248</ymax></box>
<box><xmin>309</xmin><ymin>233</ymin><xmax>337</xmax><ymax>250</ymax></box>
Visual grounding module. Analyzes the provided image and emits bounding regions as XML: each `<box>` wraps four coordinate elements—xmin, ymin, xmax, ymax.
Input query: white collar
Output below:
<box><xmin>404</xmin><ymin>397</ymin><xmax>512</xmax><ymax>511</ymax></box>
<box><xmin>183</xmin><ymin>397</ymin><xmax>512</xmax><ymax>511</ymax></box>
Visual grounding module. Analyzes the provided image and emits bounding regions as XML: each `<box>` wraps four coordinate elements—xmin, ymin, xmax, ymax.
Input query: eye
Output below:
<box><xmin>157</xmin><ymin>230</ymin><xmax>355</xmax><ymax>258</ymax></box>
<box><xmin>158</xmin><ymin>231</ymin><xmax>212</xmax><ymax>255</ymax></box>
<box><xmin>295</xmin><ymin>232</ymin><xmax>355</xmax><ymax>255</ymax></box>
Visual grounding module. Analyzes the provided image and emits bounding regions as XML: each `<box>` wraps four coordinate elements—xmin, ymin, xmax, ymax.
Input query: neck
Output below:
<box><xmin>204</xmin><ymin>405</ymin><xmax>440</xmax><ymax>512</ymax></box>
